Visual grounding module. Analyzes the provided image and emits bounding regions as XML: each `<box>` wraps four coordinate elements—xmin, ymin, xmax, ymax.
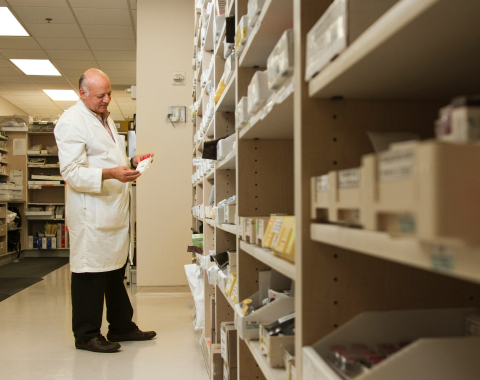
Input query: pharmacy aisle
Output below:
<box><xmin>0</xmin><ymin>264</ymin><xmax>208</xmax><ymax>380</ymax></box>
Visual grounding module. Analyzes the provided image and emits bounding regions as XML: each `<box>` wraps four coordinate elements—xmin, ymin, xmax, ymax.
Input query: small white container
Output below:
<box><xmin>247</xmin><ymin>70</ymin><xmax>273</xmax><ymax>114</ymax></box>
<box><xmin>267</xmin><ymin>29</ymin><xmax>294</xmax><ymax>90</ymax></box>
<box><xmin>235</xmin><ymin>97</ymin><xmax>251</xmax><ymax>130</ymax></box>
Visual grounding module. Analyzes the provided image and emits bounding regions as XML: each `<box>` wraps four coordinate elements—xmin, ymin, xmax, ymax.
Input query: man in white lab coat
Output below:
<box><xmin>55</xmin><ymin>68</ymin><xmax>155</xmax><ymax>353</ymax></box>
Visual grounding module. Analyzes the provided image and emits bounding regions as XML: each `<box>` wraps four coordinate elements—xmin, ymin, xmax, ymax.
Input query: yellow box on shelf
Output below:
<box><xmin>262</xmin><ymin>215</ymin><xmax>296</xmax><ymax>263</ymax></box>
<box><xmin>225</xmin><ymin>272</ymin><xmax>237</xmax><ymax>297</ymax></box>
<box><xmin>214</xmin><ymin>77</ymin><xmax>226</xmax><ymax>103</ymax></box>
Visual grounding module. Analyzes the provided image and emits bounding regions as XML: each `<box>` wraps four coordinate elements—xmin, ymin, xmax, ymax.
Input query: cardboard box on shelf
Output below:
<box><xmin>259</xmin><ymin>324</ymin><xmax>295</xmax><ymax>368</ymax></box>
<box><xmin>211</xmin><ymin>295</ymin><xmax>216</xmax><ymax>342</ymax></box>
<box><xmin>220</xmin><ymin>322</ymin><xmax>237</xmax><ymax>368</ymax></box>
<box><xmin>211</xmin><ymin>344</ymin><xmax>223</xmax><ymax>380</ymax></box>
<box><xmin>223</xmin><ymin>362</ymin><xmax>237</xmax><ymax>380</ymax></box>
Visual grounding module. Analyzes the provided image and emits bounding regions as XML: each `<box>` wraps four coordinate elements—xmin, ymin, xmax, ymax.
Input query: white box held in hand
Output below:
<box><xmin>136</xmin><ymin>155</ymin><xmax>153</xmax><ymax>173</ymax></box>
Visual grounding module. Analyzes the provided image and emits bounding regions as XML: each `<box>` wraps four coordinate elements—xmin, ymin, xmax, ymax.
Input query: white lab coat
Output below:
<box><xmin>54</xmin><ymin>100</ymin><xmax>132</xmax><ymax>273</ymax></box>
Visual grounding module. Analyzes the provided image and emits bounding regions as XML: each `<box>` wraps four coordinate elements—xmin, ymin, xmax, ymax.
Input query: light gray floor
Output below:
<box><xmin>0</xmin><ymin>263</ymin><xmax>209</xmax><ymax>380</ymax></box>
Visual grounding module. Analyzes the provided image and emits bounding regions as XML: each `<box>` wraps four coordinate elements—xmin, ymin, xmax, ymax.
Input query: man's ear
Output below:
<box><xmin>79</xmin><ymin>88</ymin><xmax>87</xmax><ymax>100</ymax></box>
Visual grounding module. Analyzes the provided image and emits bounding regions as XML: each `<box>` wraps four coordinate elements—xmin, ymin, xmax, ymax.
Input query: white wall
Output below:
<box><xmin>0</xmin><ymin>97</ymin><xmax>28</xmax><ymax>117</ymax></box>
<box><xmin>136</xmin><ymin>0</ymin><xmax>194</xmax><ymax>286</ymax></box>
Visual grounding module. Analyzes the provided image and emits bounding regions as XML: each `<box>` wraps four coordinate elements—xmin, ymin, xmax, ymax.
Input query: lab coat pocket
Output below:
<box><xmin>94</xmin><ymin>193</ymin><xmax>128</xmax><ymax>230</ymax></box>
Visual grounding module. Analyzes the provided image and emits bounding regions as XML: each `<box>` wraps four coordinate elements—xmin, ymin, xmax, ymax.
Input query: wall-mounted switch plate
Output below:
<box><xmin>168</xmin><ymin>106</ymin><xmax>186</xmax><ymax>122</ymax></box>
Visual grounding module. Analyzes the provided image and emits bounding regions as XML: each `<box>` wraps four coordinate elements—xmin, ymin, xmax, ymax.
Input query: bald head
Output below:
<box><xmin>79</xmin><ymin>68</ymin><xmax>112</xmax><ymax>115</ymax></box>
<box><xmin>79</xmin><ymin>68</ymin><xmax>110</xmax><ymax>95</ymax></box>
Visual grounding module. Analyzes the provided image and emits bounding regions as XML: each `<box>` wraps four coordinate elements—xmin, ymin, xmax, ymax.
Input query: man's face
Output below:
<box><xmin>80</xmin><ymin>76</ymin><xmax>111</xmax><ymax>115</ymax></box>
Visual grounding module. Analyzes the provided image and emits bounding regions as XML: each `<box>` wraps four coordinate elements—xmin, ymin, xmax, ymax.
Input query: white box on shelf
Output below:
<box><xmin>235</xmin><ymin>295</ymin><xmax>294</xmax><ymax>340</ymax></box>
<box><xmin>247</xmin><ymin>70</ymin><xmax>273</xmax><ymax>115</ymax></box>
<box><xmin>247</xmin><ymin>0</ymin><xmax>266</xmax><ymax>27</ymax></box>
<box><xmin>224</xmin><ymin>37</ymin><xmax>234</xmax><ymax>59</ymax></box>
<box><xmin>235</xmin><ymin>16</ymin><xmax>251</xmax><ymax>56</ymax></box>
<box><xmin>234</xmin><ymin>270</ymin><xmax>293</xmax><ymax>340</ymax></box>
<box><xmin>224</xmin><ymin>53</ymin><xmax>236</xmax><ymax>84</ymax></box>
<box><xmin>215</xmin><ymin>206</ymin><xmax>225</xmax><ymax>224</ymax></box>
<box><xmin>235</xmin><ymin>97</ymin><xmax>251</xmax><ymax>130</ymax></box>
<box><xmin>302</xmin><ymin>308</ymin><xmax>480</xmax><ymax>380</ymax></box>
<box><xmin>224</xmin><ymin>204</ymin><xmax>236</xmax><ymax>224</ymax></box>
<box><xmin>214</xmin><ymin>14</ymin><xmax>226</xmax><ymax>46</ymax></box>
<box><xmin>267</xmin><ymin>29</ymin><xmax>294</xmax><ymax>90</ymax></box>
<box><xmin>305</xmin><ymin>0</ymin><xmax>398</xmax><ymax>81</ymax></box>
<box><xmin>217</xmin><ymin>134</ymin><xmax>236</xmax><ymax>161</ymax></box>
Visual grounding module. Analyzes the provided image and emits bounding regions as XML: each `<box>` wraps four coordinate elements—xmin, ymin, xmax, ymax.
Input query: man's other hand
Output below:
<box><xmin>102</xmin><ymin>166</ymin><xmax>141</xmax><ymax>182</ymax></box>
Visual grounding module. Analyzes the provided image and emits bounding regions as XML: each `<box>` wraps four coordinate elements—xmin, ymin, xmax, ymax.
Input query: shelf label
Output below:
<box><xmin>339</xmin><ymin>168</ymin><xmax>360</xmax><ymax>188</ymax></box>
<box><xmin>316</xmin><ymin>175</ymin><xmax>329</xmax><ymax>192</ymax></box>
<box><xmin>378</xmin><ymin>147</ymin><xmax>415</xmax><ymax>181</ymax></box>
<box><xmin>430</xmin><ymin>244</ymin><xmax>455</xmax><ymax>271</ymax></box>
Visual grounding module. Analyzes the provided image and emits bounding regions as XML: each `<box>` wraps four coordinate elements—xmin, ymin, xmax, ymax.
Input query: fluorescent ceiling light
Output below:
<box><xmin>11</xmin><ymin>59</ymin><xmax>61</xmax><ymax>76</ymax></box>
<box><xmin>43</xmin><ymin>90</ymin><xmax>79</xmax><ymax>101</ymax></box>
<box><xmin>0</xmin><ymin>8</ymin><xmax>29</xmax><ymax>36</ymax></box>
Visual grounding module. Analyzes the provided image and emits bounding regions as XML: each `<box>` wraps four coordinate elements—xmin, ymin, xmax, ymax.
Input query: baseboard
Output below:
<box><xmin>23</xmin><ymin>249</ymin><xmax>70</xmax><ymax>258</ymax></box>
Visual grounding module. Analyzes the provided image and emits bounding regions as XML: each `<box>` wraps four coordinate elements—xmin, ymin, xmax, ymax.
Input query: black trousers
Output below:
<box><xmin>71</xmin><ymin>261</ymin><xmax>137</xmax><ymax>342</ymax></box>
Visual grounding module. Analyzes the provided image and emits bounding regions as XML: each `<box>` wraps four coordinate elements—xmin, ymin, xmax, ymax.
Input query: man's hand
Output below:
<box><xmin>102</xmin><ymin>166</ymin><xmax>141</xmax><ymax>182</ymax></box>
<box><xmin>132</xmin><ymin>153</ymin><xmax>154</xmax><ymax>168</ymax></box>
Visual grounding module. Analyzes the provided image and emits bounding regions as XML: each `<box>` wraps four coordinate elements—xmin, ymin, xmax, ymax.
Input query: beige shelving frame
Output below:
<box><xmin>191</xmin><ymin>0</ymin><xmax>480</xmax><ymax>379</ymax></box>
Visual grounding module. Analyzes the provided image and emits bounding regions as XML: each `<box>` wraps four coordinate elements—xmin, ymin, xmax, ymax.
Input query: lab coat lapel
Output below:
<box><xmin>77</xmin><ymin>100</ymin><xmax>117</xmax><ymax>143</ymax></box>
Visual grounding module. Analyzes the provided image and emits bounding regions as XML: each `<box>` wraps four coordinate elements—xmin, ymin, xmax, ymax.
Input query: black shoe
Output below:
<box><xmin>75</xmin><ymin>334</ymin><xmax>121</xmax><ymax>353</ymax></box>
<box><xmin>107</xmin><ymin>327</ymin><xmax>156</xmax><ymax>342</ymax></box>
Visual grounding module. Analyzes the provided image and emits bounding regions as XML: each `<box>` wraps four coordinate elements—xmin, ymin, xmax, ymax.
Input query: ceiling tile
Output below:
<box><xmin>0</xmin><ymin>76</ymin><xmax>31</xmax><ymax>83</ymax></box>
<box><xmin>12</xmin><ymin>7</ymin><xmax>76</xmax><ymax>24</ymax></box>
<box><xmin>51</xmin><ymin>60</ymin><xmax>98</xmax><ymax>70</ymax></box>
<box><xmin>130</xmin><ymin>0</ymin><xmax>137</xmax><ymax>10</ymax></box>
<box><xmin>0</xmin><ymin>59</ymin><xmax>14</xmax><ymax>68</ymax></box>
<box><xmin>69</xmin><ymin>0</ymin><xmax>129</xmax><ymax>9</ymax></box>
<box><xmin>132</xmin><ymin>10</ymin><xmax>137</xmax><ymax>25</ymax></box>
<box><xmin>0</xmin><ymin>49</ymin><xmax>48</xmax><ymax>59</ymax></box>
<box><xmin>38</xmin><ymin>83</ymin><xmax>77</xmax><ymax>90</ymax></box>
<box><xmin>93</xmin><ymin>50</ymin><xmax>135</xmax><ymax>61</ymax></box>
<box><xmin>37</xmin><ymin>37</ymin><xmax>89</xmax><ymax>50</ymax></box>
<box><xmin>28</xmin><ymin>76</ymin><xmax>69</xmax><ymax>84</ymax></box>
<box><xmin>98</xmin><ymin>60</ymin><xmax>135</xmax><ymax>70</ymax></box>
<box><xmin>101</xmin><ymin>69</ymin><xmax>134</xmax><ymax>78</ymax></box>
<box><xmin>83</xmin><ymin>25</ymin><xmax>134</xmax><ymax>39</ymax></box>
<box><xmin>46</xmin><ymin>49</ymin><xmax>95</xmax><ymax>60</ymax></box>
<box><xmin>0</xmin><ymin>83</ymin><xmax>39</xmax><ymax>90</ymax></box>
<box><xmin>0</xmin><ymin>37</ymin><xmax>42</xmax><ymax>50</ymax></box>
<box><xmin>54</xmin><ymin>100</ymin><xmax>77</xmax><ymax>108</ymax></box>
<box><xmin>0</xmin><ymin>67</ymin><xmax>25</xmax><ymax>76</ymax></box>
<box><xmin>0</xmin><ymin>0</ymin><xmax>7</xmax><ymax>5</ymax></box>
<box><xmin>15</xmin><ymin>95</ymin><xmax>51</xmax><ymax>101</ymax></box>
<box><xmin>21</xmin><ymin>100</ymin><xmax>57</xmax><ymax>106</ymax></box>
<box><xmin>8</xmin><ymin>0</ymin><xmax>68</xmax><ymax>7</ymax></box>
<box><xmin>73</xmin><ymin>8</ymin><xmax>131</xmax><ymax>25</ymax></box>
<box><xmin>59</xmin><ymin>69</ymin><xmax>86</xmax><ymax>78</ymax></box>
<box><xmin>109</xmin><ymin>77</ymin><xmax>135</xmax><ymax>85</ymax></box>
<box><xmin>3</xmin><ymin>89</ymin><xmax>44</xmax><ymax>95</ymax></box>
<box><xmin>25</xmin><ymin>23</ymin><xmax>82</xmax><ymax>38</ymax></box>
<box><xmin>0</xmin><ymin>95</ymin><xmax>18</xmax><ymax>102</ymax></box>
<box><xmin>112</xmin><ymin>89</ymin><xmax>133</xmax><ymax>98</ymax></box>
<box><xmin>88</xmin><ymin>38</ymin><xmax>135</xmax><ymax>51</ymax></box>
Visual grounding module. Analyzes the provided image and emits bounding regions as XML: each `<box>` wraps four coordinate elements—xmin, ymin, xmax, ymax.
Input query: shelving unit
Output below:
<box><xmin>24</xmin><ymin>131</ymin><xmax>68</xmax><ymax>256</ymax></box>
<box><xmin>190</xmin><ymin>0</ymin><xmax>480</xmax><ymax>379</ymax></box>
